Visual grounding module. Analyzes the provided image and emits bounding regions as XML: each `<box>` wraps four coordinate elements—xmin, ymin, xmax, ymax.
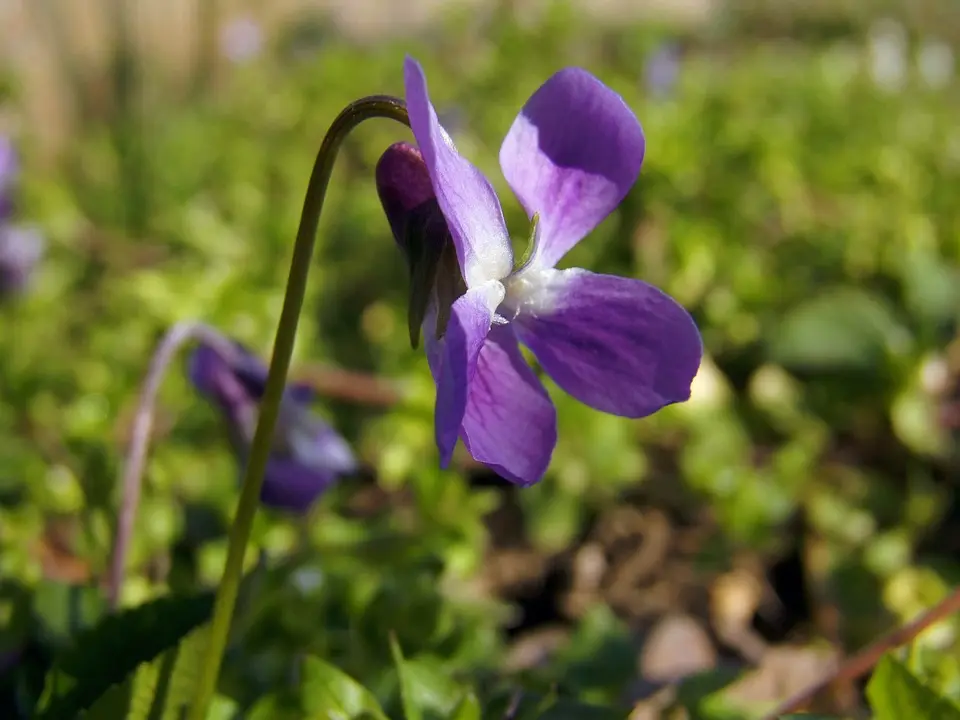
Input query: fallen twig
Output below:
<box><xmin>761</xmin><ymin>585</ymin><xmax>960</xmax><ymax>719</ymax></box>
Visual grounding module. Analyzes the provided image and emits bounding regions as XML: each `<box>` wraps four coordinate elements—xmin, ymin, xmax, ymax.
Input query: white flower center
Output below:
<box><xmin>500</xmin><ymin>267</ymin><xmax>570</xmax><ymax>321</ymax></box>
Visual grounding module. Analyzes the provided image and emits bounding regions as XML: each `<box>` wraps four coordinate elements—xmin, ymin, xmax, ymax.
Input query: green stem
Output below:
<box><xmin>188</xmin><ymin>95</ymin><xmax>410</xmax><ymax>720</ymax></box>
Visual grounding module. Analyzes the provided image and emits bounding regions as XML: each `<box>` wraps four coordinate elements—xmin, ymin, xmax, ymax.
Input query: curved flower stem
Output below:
<box><xmin>108</xmin><ymin>321</ymin><xmax>242</xmax><ymax>611</ymax></box>
<box><xmin>188</xmin><ymin>95</ymin><xmax>410</xmax><ymax>720</ymax></box>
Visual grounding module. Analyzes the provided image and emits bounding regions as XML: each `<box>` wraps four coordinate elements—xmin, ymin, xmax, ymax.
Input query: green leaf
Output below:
<box><xmin>449</xmin><ymin>693</ymin><xmax>481</xmax><ymax>720</ymax></box>
<box><xmin>390</xmin><ymin>635</ymin><xmax>422</xmax><ymax>720</ymax></box>
<box><xmin>867</xmin><ymin>654</ymin><xmax>960</xmax><ymax>720</ymax></box>
<box><xmin>300</xmin><ymin>656</ymin><xmax>388</xmax><ymax>720</ymax></box>
<box><xmin>32</xmin><ymin>581</ymin><xmax>107</xmax><ymax>646</ymax></box>
<box><xmin>78</xmin><ymin>622</ymin><xmax>209</xmax><ymax>720</ymax></box>
<box><xmin>37</xmin><ymin>593</ymin><xmax>214</xmax><ymax>720</ymax></box>
<box><xmin>900</xmin><ymin>251</ymin><xmax>960</xmax><ymax>330</ymax></box>
<box><xmin>768</xmin><ymin>287</ymin><xmax>911</xmax><ymax>371</ymax></box>
<box><xmin>390</xmin><ymin>634</ymin><xmax>466</xmax><ymax>720</ymax></box>
<box><xmin>249</xmin><ymin>656</ymin><xmax>388</xmax><ymax>720</ymax></box>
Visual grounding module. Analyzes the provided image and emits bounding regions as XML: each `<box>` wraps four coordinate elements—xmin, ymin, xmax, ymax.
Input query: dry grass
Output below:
<box><xmin>0</xmin><ymin>0</ymin><xmax>715</xmax><ymax>157</ymax></box>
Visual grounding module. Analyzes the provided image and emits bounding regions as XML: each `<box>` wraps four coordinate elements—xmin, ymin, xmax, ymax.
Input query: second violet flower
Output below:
<box><xmin>377</xmin><ymin>58</ymin><xmax>702</xmax><ymax>486</ymax></box>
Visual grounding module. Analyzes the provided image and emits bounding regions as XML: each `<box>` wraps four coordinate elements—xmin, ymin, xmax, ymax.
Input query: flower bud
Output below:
<box><xmin>375</xmin><ymin>142</ymin><xmax>465</xmax><ymax>347</ymax></box>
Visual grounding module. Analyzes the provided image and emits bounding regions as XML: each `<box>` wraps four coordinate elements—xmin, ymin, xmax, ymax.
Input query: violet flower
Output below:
<box><xmin>0</xmin><ymin>135</ymin><xmax>17</xmax><ymax>220</ymax></box>
<box><xmin>188</xmin><ymin>338</ymin><xmax>358</xmax><ymax>512</ymax></box>
<box><xmin>644</xmin><ymin>42</ymin><xmax>681</xmax><ymax>98</ymax></box>
<box><xmin>0</xmin><ymin>225</ymin><xmax>44</xmax><ymax>297</ymax></box>
<box><xmin>220</xmin><ymin>15</ymin><xmax>263</xmax><ymax>65</ymax></box>
<box><xmin>379</xmin><ymin>57</ymin><xmax>702</xmax><ymax>486</ymax></box>
<box><xmin>0</xmin><ymin>136</ymin><xmax>43</xmax><ymax>299</ymax></box>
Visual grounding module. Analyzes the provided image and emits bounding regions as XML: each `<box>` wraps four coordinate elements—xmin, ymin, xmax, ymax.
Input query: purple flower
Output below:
<box><xmin>0</xmin><ymin>224</ymin><xmax>44</xmax><ymax>298</ymax></box>
<box><xmin>220</xmin><ymin>15</ymin><xmax>263</xmax><ymax>65</ymax></box>
<box><xmin>381</xmin><ymin>57</ymin><xmax>702</xmax><ymax>486</ymax></box>
<box><xmin>188</xmin><ymin>339</ymin><xmax>358</xmax><ymax>512</ymax></box>
<box><xmin>0</xmin><ymin>137</ymin><xmax>44</xmax><ymax>300</ymax></box>
<box><xmin>0</xmin><ymin>135</ymin><xmax>17</xmax><ymax>220</ymax></box>
<box><xmin>644</xmin><ymin>42</ymin><xmax>681</xmax><ymax>97</ymax></box>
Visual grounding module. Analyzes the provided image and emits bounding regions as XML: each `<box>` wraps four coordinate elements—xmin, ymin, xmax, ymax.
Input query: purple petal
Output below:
<box><xmin>404</xmin><ymin>56</ymin><xmax>513</xmax><ymax>287</ymax></box>
<box><xmin>188</xmin><ymin>341</ymin><xmax>311</xmax><ymax>407</ymax></box>
<box><xmin>187</xmin><ymin>343</ymin><xmax>257</xmax><ymax>431</ymax></box>
<box><xmin>499</xmin><ymin>68</ymin><xmax>645</xmax><ymax>270</ymax></box>
<box><xmin>512</xmin><ymin>269</ymin><xmax>702</xmax><ymax>417</ymax></box>
<box><xmin>426</xmin><ymin>282</ymin><xmax>505</xmax><ymax>465</ymax></box>
<box><xmin>460</xmin><ymin>324</ymin><xmax>557</xmax><ymax>485</ymax></box>
<box><xmin>188</xmin><ymin>338</ymin><xmax>353</xmax><ymax>510</ymax></box>
<box><xmin>276</xmin><ymin>401</ymin><xmax>358</xmax><ymax>475</ymax></box>
<box><xmin>260</xmin><ymin>457</ymin><xmax>336</xmax><ymax>513</ymax></box>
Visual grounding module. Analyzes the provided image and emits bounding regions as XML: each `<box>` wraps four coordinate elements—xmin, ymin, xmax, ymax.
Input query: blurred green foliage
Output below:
<box><xmin>1</xmin><ymin>1</ymin><xmax>959</xmax><ymax>717</ymax></box>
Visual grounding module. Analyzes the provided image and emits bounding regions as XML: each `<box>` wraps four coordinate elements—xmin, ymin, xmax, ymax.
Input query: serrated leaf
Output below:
<box><xmin>78</xmin><ymin>623</ymin><xmax>210</xmax><ymax>720</ymax></box>
<box><xmin>37</xmin><ymin>593</ymin><xmax>213</xmax><ymax>720</ymax></box>
<box><xmin>867</xmin><ymin>654</ymin><xmax>960</xmax><ymax>720</ymax></box>
<box><xmin>768</xmin><ymin>287</ymin><xmax>911</xmax><ymax>371</ymax></box>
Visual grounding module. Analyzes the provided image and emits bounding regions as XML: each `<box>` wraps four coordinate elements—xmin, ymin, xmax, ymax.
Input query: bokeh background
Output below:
<box><xmin>1</xmin><ymin>0</ymin><xmax>959</xmax><ymax>717</ymax></box>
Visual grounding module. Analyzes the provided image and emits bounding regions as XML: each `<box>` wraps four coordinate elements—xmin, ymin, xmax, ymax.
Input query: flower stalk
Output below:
<box><xmin>109</xmin><ymin>320</ymin><xmax>241</xmax><ymax>611</ymax></box>
<box><xmin>187</xmin><ymin>95</ymin><xmax>410</xmax><ymax>720</ymax></box>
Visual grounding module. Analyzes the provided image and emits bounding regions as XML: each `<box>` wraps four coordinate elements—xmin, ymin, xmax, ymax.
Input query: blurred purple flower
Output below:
<box><xmin>0</xmin><ymin>137</ymin><xmax>43</xmax><ymax>300</ymax></box>
<box><xmin>376</xmin><ymin>57</ymin><xmax>702</xmax><ymax>486</ymax></box>
<box><xmin>220</xmin><ymin>15</ymin><xmax>263</xmax><ymax>65</ymax></box>
<box><xmin>0</xmin><ymin>135</ymin><xmax>17</xmax><ymax>220</ymax></box>
<box><xmin>644</xmin><ymin>42</ymin><xmax>681</xmax><ymax>97</ymax></box>
<box><xmin>0</xmin><ymin>225</ymin><xmax>44</xmax><ymax>298</ymax></box>
<box><xmin>188</xmin><ymin>338</ymin><xmax>358</xmax><ymax>512</ymax></box>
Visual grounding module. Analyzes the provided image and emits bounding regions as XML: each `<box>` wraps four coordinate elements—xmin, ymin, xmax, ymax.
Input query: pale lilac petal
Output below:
<box><xmin>403</xmin><ymin>56</ymin><xmax>513</xmax><ymax>287</ymax></box>
<box><xmin>512</xmin><ymin>269</ymin><xmax>701</xmax><ymax>417</ymax></box>
<box><xmin>460</xmin><ymin>325</ymin><xmax>557</xmax><ymax>485</ymax></box>
<box><xmin>499</xmin><ymin>68</ymin><xmax>645</xmax><ymax>270</ymax></box>
<box><xmin>430</xmin><ymin>282</ymin><xmax>505</xmax><ymax>465</ymax></box>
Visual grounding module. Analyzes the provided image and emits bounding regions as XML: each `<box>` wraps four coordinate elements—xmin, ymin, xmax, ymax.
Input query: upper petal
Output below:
<box><xmin>511</xmin><ymin>268</ymin><xmax>702</xmax><ymax>418</ymax></box>
<box><xmin>404</xmin><ymin>56</ymin><xmax>513</xmax><ymax>287</ymax></box>
<box><xmin>187</xmin><ymin>342</ymin><xmax>258</xmax><ymax>437</ymax></box>
<box><xmin>499</xmin><ymin>68</ymin><xmax>645</xmax><ymax>270</ymax></box>
<box><xmin>460</xmin><ymin>324</ymin><xmax>557</xmax><ymax>486</ymax></box>
<box><xmin>189</xmin><ymin>340</ymin><xmax>312</xmax><ymax>405</ymax></box>
<box><xmin>426</xmin><ymin>281</ymin><xmax>505</xmax><ymax>466</ymax></box>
